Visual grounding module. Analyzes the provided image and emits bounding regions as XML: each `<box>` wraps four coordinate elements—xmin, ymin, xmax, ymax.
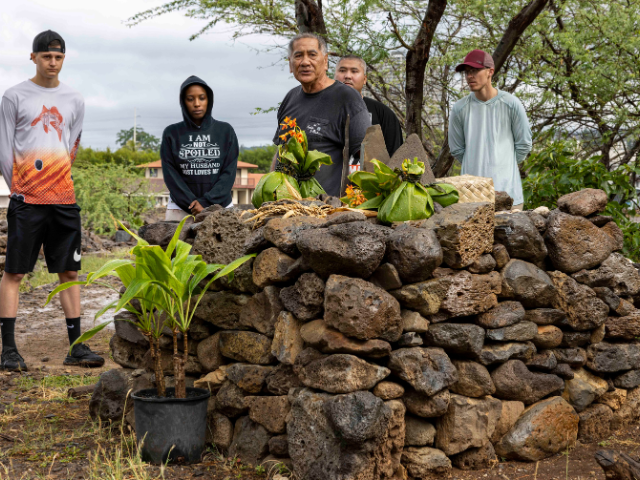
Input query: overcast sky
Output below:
<box><xmin>1</xmin><ymin>0</ymin><xmax>297</xmax><ymax>149</ymax></box>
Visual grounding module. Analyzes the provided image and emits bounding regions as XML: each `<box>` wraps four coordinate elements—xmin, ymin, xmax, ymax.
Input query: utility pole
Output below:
<box><xmin>133</xmin><ymin>108</ymin><xmax>137</xmax><ymax>152</ymax></box>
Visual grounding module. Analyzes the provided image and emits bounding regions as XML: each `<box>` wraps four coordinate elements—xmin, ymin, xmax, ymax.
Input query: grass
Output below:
<box><xmin>20</xmin><ymin>249</ymin><xmax>130</xmax><ymax>292</ymax></box>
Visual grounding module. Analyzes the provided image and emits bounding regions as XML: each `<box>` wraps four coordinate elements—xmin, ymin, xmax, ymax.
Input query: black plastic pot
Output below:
<box><xmin>131</xmin><ymin>387</ymin><xmax>211</xmax><ymax>465</ymax></box>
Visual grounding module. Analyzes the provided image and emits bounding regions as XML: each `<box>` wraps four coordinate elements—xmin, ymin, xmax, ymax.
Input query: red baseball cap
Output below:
<box><xmin>455</xmin><ymin>49</ymin><xmax>495</xmax><ymax>72</ymax></box>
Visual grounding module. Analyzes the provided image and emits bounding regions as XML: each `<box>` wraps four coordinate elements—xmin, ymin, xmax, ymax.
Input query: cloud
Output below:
<box><xmin>1</xmin><ymin>0</ymin><xmax>299</xmax><ymax>149</ymax></box>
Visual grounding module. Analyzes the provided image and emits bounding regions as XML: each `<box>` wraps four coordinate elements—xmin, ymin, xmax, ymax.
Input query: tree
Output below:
<box><xmin>116</xmin><ymin>126</ymin><xmax>161</xmax><ymax>152</ymax></box>
<box><xmin>238</xmin><ymin>145</ymin><xmax>277</xmax><ymax>173</ymax></box>
<box><xmin>73</xmin><ymin>146</ymin><xmax>160</xmax><ymax>168</ymax></box>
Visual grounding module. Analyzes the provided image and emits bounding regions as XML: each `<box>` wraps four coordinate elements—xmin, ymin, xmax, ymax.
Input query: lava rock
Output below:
<box><xmin>552</xmin><ymin>348</ymin><xmax>587</xmax><ymax>368</ymax></box>
<box><xmin>369</xmin><ymin>263</ymin><xmax>403</xmax><ymax>291</ymax></box>
<box><xmin>279</xmin><ymin>273</ymin><xmax>324</xmax><ymax>321</ymax></box>
<box><xmin>385</xmin><ymin>225</ymin><xmax>443</xmax><ymax>283</ymax></box>
<box><xmin>239</xmin><ymin>286</ymin><xmax>283</xmax><ymax>336</ymax></box>
<box><xmin>226</xmin><ymin>364</ymin><xmax>274</xmax><ymax>394</ymax></box>
<box><xmin>492</xmin><ymin>243</ymin><xmax>511</xmax><ymax>269</ymax></box>
<box><xmin>562</xmin><ymin>368</ymin><xmax>608</xmax><ymax>412</ymax></box>
<box><xmin>228</xmin><ymin>416</ymin><xmax>270</xmax><ymax>467</ymax></box>
<box><xmin>388</xmin><ymin>347</ymin><xmax>458</xmax><ymax>396</ymax></box>
<box><xmin>476</xmin><ymin>342</ymin><xmax>537</xmax><ymax>366</ymax></box>
<box><xmin>468</xmin><ymin>254</ymin><xmax>497</xmax><ymax>274</ymax></box>
<box><xmin>401</xmin><ymin>447</ymin><xmax>452</xmax><ymax>477</ymax></box>
<box><xmin>252</xmin><ymin>247</ymin><xmax>298</xmax><ymax>288</ymax></box>
<box><xmin>450</xmin><ymin>360</ymin><xmax>495</xmax><ymax>398</ymax></box>
<box><xmin>300</xmin><ymin>319</ymin><xmax>392</xmax><ymax>358</ymax></box>
<box><xmin>549</xmin><ymin>271</ymin><xmax>609</xmax><ymax>331</ymax></box>
<box><xmin>262</xmin><ymin>216</ymin><xmax>326</xmax><ymax>255</ymax></box>
<box><xmin>524</xmin><ymin>308</ymin><xmax>567</xmax><ymax>326</ymax></box>
<box><xmin>614</xmin><ymin>370</ymin><xmax>640</xmax><ymax>389</ymax></box>
<box><xmin>244</xmin><ymin>395</ymin><xmax>291</xmax><ymax>434</ymax></box>
<box><xmin>586</xmin><ymin>342</ymin><xmax>640</xmax><ymax>373</ymax></box>
<box><xmin>424</xmin><ymin>323</ymin><xmax>485</xmax><ymax>356</ymax></box>
<box><xmin>605</xmin><ymin>313</ymin><xmax>640</xmax><ymax>340</ymax></box>
<box><xmin>476</xmin><ymin>301</ymin><xmax>525</xmax><ymax>329</ymax></box>
<box><xmin>271</xmin><ymin>312</ymin><xmax>304</xmax><ymax>365</ymax></box>
<box><xmin>486</xmin><ymin>321</ymin><xmax>538</xmax><ymax>342</ymax></box>
<box><xmin>557</xmin><ymin>188</ymin><xmax>608</xmax><ymax>217</ymax></box>
<box><xmin>491</xmin><ymin>360</ymin><xmax>564</xmax><ymax>405</ymax></box>
<box><xmin>533</xmin><ymin>325</ymin><xmax>564</xmax><ymax>349</ymax></box>
<box><xmin>494</xmin><ymin>212</ymin><xmax>548</xmax><ymax>263</ymax></box>
<box><xmin>490</xmin><ymin>400</ymin><xmax>525</xmax><ymax>444</ymax></box>
<box><xmin>218</xmin><ymin>331</ymin><xmax>275</xmax><ymax>365</ymax></box>
<box><xmin>404</xmin><ymin>389</ymin><xmax>451</xmax><ymax>418</ymax></box>
<box><xmin>451</xmin><ymin>442</ymin><xmax>498</xmax><ymax>470</ymax></box>
<box><xmin>194</xmin><ymin>291</ymin><xmax>251</xmax><ymax>330</ymax></box>
<box><xmin>401</xmin><ymin>310</ymin><xmax>430</xmax><ymax>333</ymax></box>
<box><xmin>372</xmin><ymin>381</ymin><xmax>405</xmax><ymax>400</ymax></box>
<box><xmin>578</xmin><ymin>403</ymin><xmax>613</xmax><ymax>442</ymax></box>
<box><xmin>501</xmin><ymin>259</ymin><xmax>557</xmax><ymax>308</ymax></box>
<box><xmin>264</xmin><ymin>364</ymin><xmax>302</xmax><ymax>396</ymax></box>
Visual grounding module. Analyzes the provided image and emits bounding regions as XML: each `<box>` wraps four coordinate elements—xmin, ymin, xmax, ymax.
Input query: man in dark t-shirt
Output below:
<box><xmin>272</xmin><ymin>34</ymin><xmax>370</xmax><ymax>197</ymax></box>
<box><xmin>335</xmin><ymin>55</ymin><xmax>404</xmax><ymax>156</ymax></box>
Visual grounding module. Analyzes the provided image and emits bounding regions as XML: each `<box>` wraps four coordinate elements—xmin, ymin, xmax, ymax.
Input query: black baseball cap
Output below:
<box><xmin>32</xmin><ymin>30</ymin><xmax>65</xmax><ymax>54</ymax></box>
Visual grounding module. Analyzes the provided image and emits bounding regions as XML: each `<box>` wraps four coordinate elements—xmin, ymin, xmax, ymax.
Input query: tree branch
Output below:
<box><xmin>387</xmin><ymin>13</ymin><xmax>415</xmax><ymax>51</ymax></box>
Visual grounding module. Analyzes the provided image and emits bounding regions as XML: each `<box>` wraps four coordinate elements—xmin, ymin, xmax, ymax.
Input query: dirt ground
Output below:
<box><xmin>1</xmin><ymin>281</ymin><xmax>640</xmax><ymax>479</ymax></box>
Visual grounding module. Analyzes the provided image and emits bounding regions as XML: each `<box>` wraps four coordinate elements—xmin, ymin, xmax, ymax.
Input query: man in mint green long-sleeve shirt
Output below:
<box><xmin>448</xmin><ymin>50</ymin><xmax>532</xmax><ymax>209</ymax></box>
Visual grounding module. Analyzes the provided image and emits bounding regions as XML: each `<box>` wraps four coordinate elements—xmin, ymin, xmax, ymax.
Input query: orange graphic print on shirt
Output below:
<box><xmin>12</xmin><ymin>149</ymin><xmax>75</xmax><ymax>204</ymax></box>
<box><xmin>31</xmin><ymin>106</ymin><xmax>64</xmax><ymax>142</ymax></box>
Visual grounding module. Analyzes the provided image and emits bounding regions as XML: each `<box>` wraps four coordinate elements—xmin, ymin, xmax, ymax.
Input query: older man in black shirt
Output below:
<box><xmin>272</xmin><ymin>33</ymin><xmax>370</xmax><ymax>197</ymax></box>
<box><xmin>334</xmin><ymin>54</ymin><xmax>404</xmax><ymax>157</ymax></box>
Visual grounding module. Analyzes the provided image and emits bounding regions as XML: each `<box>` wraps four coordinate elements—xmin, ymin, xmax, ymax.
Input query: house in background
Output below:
<box><xmin>135</xmin><ymin>160</ymin><xmax>264</xmax><ymax>207</ymax></box>
<box><xmin>0</xmin><ymin>175</ymin><xmax>10</xmax><ymax>208</ymax></box>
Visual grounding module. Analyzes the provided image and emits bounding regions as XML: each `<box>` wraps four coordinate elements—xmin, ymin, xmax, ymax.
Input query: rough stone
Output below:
<box><xmin>552</xmin><ymin>348</ymin><xmax>587</xmax><ymax>368</ymax></box>
<box><xmin>90</xmin><ymin>368</ymin><xmax>153</xmax><ymax>423</ymax></box>
<box><xmin>495</xmin><ymin>397</ymin><xmax>579</xmax><ymax>461</ymax></box>
<box><xmin>606</xmin><ymin>313</ymin><xmax>640</xmax><ymax>340</ymax></box>
<box><xmin>405</xmin><ymin>415</ymin><xmax>436</xmax><ymax>447</ymax></box>
<box><xmin>194</xmin><ymin>291</ymin><xmax>250</xmax><ymax>330</ymax></box>
<box><xmin>228</xmin><ymin>416</ymin><xmax>270</xmax><ymax>467</ymax></box>
<box><xmin>591</xmin><ymin>324</ymin><xmax>607</xmax><ymax>344</ymax></box>
<box><xmin>271</xmin><ymin>312</ymin><xmax>304</xmax><ymax>365</ymax></box>
<box><xmin>244</xmin><ymin>226</ymin><xmax>270</xmax><ymax>254</ymax></box>
<box><xmin>614</xmin><ymin>370</ymin><xmax>640</xmax><ymax>389</ymax></box>
<box><xmin>239</xmin><ymin>286</ymin><xmax>283</xmax><ymax>336</ymax></box>
<box><xmin>404</xmin><ymin>389</ymin><xmax>451</xmax><ymax>418</ymax></box>
<box><xmin>265</xmin><ymin>364</ymin><xmax>302</xmax><ymax>396</ymax></box>
<box><xmin>533</xmin><ymin>326</ymin><xmax>564</xmax><ymax>349</ymax></box>
<box><xmin>601</xmin><ymin>221</ymin><xmax>625</xmax><ymax>251</ymax></box>
<box><xmin>196</xmin><ymin>332</ymin><xmax>224</xmax><ymax>373</ymax></box>
<box><xmin>450</xmin><ymin>360</ymin><xmax>495</xmax><ymax>398</ymax></box>
<box><xmin>558</xmin><ymin>188</ymin><xmax>608</xmax><ymax>217</ymax></box>
<box><xmin>385</xmin><ymin>225</ymin><xmax>443</xmax><ymax>283</ymax></box>
<box><xmin>586</xmin><ymin>342</ymin><xmax>640</xmax><ymax>373</ymax></box>
<box><xmin>401</xmin><ymin>310</ymin><xmax>430</xmax><ymax>333</ymax></box>
<box><xmin>279</xmin><ymin>273</ymin><xmax>324</xmax><ymax>321</ymax></box>
<box><xmin>373</xmin><ymin>381</ymin><xmax>405</xmax><ymax>400</ymax></box>
<box><xmin>573</xmin><ymin>253</ymin><xmax>640</xmax><ymax>296</ymax></box>
<box><xmin>388</xmin><ymin>347</ymin><xmax>458</xmax><ymax>396</ymax></box>
<box><xmin>207</xmin><ymin>412</ymin><xmax>233</xmax><ymax>451</ymax></box>
<box><xmin>388</xmin><ymin>133</ymin><xmax>436</xmax><ymax>183</ymax></box>
<box><xmin>451</xmin><ymin>443</ymin><xmax>498</xmax><ymax>470</ymax></box>
<box><xmin>552</xmin><ymin>366</ymin><xmax>574</xmax><ymax>382</ymax></box>
<box><xmin>524</xmin><ymin>308</ymin><xmax>567</xmax><ymax>326</ymax></box>
<box><xmin>401</xmin><ymin>447</ymin><xmax>452</xmax><ymax>477</ymax></box>
<box><xmin>526</xmin><ymin>211</ymin><xmax>548</xmax><ymax>233</ymax></box>
<box><xmin>559</xmin><ymin>331</ymin><xmax>591</xmax><ymax>348</ymax></box>
<box><xmin>578</xmin><ymin>404</ymin><xmax>613</xmax><ymax>443</ymax></box>
<box><xmin>300</xmin><ymin>319</ymin><xmax>392</xmax><ymax>358</ymax></box>
<box><xmin>218</xmin><ymin>331</ymin><xmax>275</xmax><ymax>365</ymax></box>
<box><xmin>139</xmin><ymin>221</ymin><xmax>184</xmax><ymax>247</ymax></box>
<box><xmin>226</xmin><ymin>364</ymin><xmax>274</xmax><ymax>394</ymax></box>
<box><xmin>109</xmin><ymin>334</ymin><xmax>147</xmax><ymax>369</ymax></box>
<box><xmin>439</xmin><ymin>271</ymin><xmax>502</xmax><ymax>318</ymax></box>
<box><xmin>494</xmin><ymin>212</ymin><xmax>548</xmax><ymax>263</ymax></box>
<box><xmin>492</xmin><ymin>244</ymin><xmax>511</xmax><ymax>269</ymax></box>
<box><xmin>370</xmin><ymin>263</ymin><xmax>403</xmax><ymax>291</ymax></box>
<box><xmin>268</xmin><ymin>435</ymin><xmax>289</xmax><ymax>456</ymax></box>
<box><xmin>192</xmin><ymin>209</ymin><xmax>250</xmax><ymax>264</ymax></box>
<box><xmin>262</xmin><ymin>216</ymin><xmax>326</xmax><ymax>255</ymax></box>
<box><xmin>296</xmin><ymin>221</ymin><xmax>388</xmax><ymax>278</ymax></box>
<box><xmin>424</xmin><ymin>323</ymin><xmax>485</xmax><ymax>356</ymax></box>
<box><xmin>361</xmin><ymin>124</ymin><xmax>391</xmax><ymax>171</ymax></box>
<box><xmin>486</xmin><ymin>321</ymin><xmax>538</xmax><ymax>342</ymax></box>
<box><xmin>549</xmin><ymin>271</ymin><xmax>609</xmax><ymax>331</ymax></box>
<box><xmin>252</xmin><ymin>247</ymin><xmax>297</xmax><ymax>288</ymax></box>
<box><xmin>435</xmin><ymin>394</ymin><xmax>502</xmax><ymax>456</ymax></box>
<box><xmin>324</xmin><ymin>275</ymin><xmax>402</xmax><ymax>342</ymax></box>
<box><xmin>596</xmin><ymin>388</ymin><xmax>627</xmax><ymax>411</ymax></box>
<box><xmin>527</xmin><ymin>350</ymin><xmax>558</xmax><ymax>371</ymax></box>
<box><xmin>476</xmin><ymin>301</ymin><xmax>525</xmax><ymax>329</ymax></box>
<box><xmin>396</xmin><ymin>332</ymin><xmax>423</xmax><ymax>347</ymax></box>
<box><xmin>287</xmin><ymin>389</ymin><xmax>404</xmax><ymax>480</ymax></box>
<box><xmin>389</xmin><ymin>277</ymin><xmax>449</xmax><ymax>316</ymax></box>
<box><xmin>476</xmin><ymin>342</ymin><xmax>537</xmax><ymax>366</ymax></box>
<box><xmin>421</xmin><ymin>202</ymin><xmax>494</xmax><ymax>268</ymax></box>
<box><xmin>611</xmin><ymin>387</ymin><xmax>640</xmax><ymax>431</ymax></box>
<box><xmin>495</xmin><ymin>191</ymin><xmax>514</xmax><ymax>212</ymax></box>
<box><xmin>294</xmin><ymin>349</ymin><xmax>390</xmax><ymax>394</ymax></box>
<box><xmin>501</xmin><ymin>259</ymin><xmax>557</xmax><ymax>308</ymax></box>
<box><xmin>114</xmin><ymin>312</ymin><xmax>148</xmax><ymax>346</ymax></box>
<box><xmin>325</xmin><ymin>210</ymin><xmax>368</xmax><ymax>226</ymax></box>
<box><xmin>215</xmin><ymin>380</ymin><xmax>248</xmax><ymax>417</ymax></box>
<box><xmin>544</xmin><ymin>211</ymin><xmax>615</xmax><ymax>274</ymax></box>
<box><xmin>562</xmin><ymin>368</ymin><xmax>608</xmax><ymax>412</ymax></box>
<box><xmin>468</xmin><ymin>254</ymin><xmax>497</xmax><ymax>274</ymax></box>
<box><xmin>491</xmin><ymin>360</ymin><xmax>564</xmax><ymax>404</ymax></box>
<box><xmin>244</xmin><ymin>395</ymin><xmax>290</xmax><ymax>434</ymax></box>
<box><xmin>490</xmin><ymin>400</ymin><xmax>525</xmax><ymax>444</ymax></box>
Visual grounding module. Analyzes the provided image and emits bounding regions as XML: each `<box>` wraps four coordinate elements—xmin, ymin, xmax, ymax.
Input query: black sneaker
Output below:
<box><xmin>1</xmin><ymin>347</ymin><xmax>27</xmax><ymax>372</ymax></box>
<box><xmin>63</xmin><ymin>343</ymin><xmax>105</xmax><ymax>368</ymax></box>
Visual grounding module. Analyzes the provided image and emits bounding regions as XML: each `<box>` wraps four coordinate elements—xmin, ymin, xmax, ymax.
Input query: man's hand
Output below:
<box><xmin>189</xmin><ymin>200</ymin><xmax>204</xmax><ymax>215</ymax></box>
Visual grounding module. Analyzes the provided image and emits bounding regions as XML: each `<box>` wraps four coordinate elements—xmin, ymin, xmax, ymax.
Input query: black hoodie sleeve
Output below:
<box><xmin>197</xmin><ymin>126</ymin><xmax>239</xmax><ymax>208</ymax></box>
<box><xmin>161</xmin><ymin>127</ymin><xmax>197</xmax><ymax>212</ymax></box>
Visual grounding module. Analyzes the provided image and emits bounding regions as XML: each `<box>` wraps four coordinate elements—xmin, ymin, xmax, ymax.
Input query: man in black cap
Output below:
<box><xmin>0</xmin><ymin>31</ymin><xmax>104</xmax><ymax>371</ymax></box>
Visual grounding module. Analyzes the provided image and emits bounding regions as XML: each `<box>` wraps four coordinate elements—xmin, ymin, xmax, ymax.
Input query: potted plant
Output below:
<box><xmin>46</xmin><ymin>217</ymin><xmax>255</xmax><ymax>464</ymax></box>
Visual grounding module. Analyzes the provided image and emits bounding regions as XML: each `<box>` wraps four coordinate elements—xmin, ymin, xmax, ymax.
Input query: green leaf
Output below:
<box><xmin>166</xmin><ymin>215</ymin><xmax>193</xmax><ymax>258</ymax></box>
<box><xmin>45</xmin><ymin>281</ymin><xmax>88</xmax><ymax>306</ymax></box>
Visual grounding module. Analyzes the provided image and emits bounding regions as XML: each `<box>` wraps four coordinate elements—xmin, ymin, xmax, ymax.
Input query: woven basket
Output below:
<box><xmin>435</xmin><ymin>174</ymin><xmax>495</xmax><ymax>204</ymax></box>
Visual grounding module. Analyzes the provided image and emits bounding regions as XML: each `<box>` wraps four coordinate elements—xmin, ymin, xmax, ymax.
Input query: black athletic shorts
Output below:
<box><xmin>5</xmin><ymin>198</ymin><xmax>82</xmax><ymax>274</ymax></box>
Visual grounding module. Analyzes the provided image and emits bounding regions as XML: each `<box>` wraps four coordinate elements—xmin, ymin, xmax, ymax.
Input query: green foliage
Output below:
<box><xmin>239</xmin><ymin>145</ymin><xmax>277</xmax><ymax>173</ymax></box>
<box><xmin>73</xmin><ymin>164</ymin><xmax>154</xmax><ymax>234</ymax></box>
<box><xmin>116</xmin><ymin>126</ymin><xmax>161</xmax><ymax>152</ymax></box>
<box><xmin>523</xmin><ymin>141</ymin><xmax>640</xmax><ymax>261</ymax></box>
<box><xmin>73</xmin><ymin>146</ymin><xmax>160</xmax><ymax>168</ymax></box>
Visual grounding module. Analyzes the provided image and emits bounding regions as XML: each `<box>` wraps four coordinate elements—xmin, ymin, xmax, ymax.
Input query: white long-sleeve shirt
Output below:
<box><xmin>0</xmin><ymin>80</ymin><xmax>84</xmax><ymax>204</ymax></box>
<box><xmin>448</xmin><ymin>90</ymin><xmax>532</xmax><ymax>205</ymax></box>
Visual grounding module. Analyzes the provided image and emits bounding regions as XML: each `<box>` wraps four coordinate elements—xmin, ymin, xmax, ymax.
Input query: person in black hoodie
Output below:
<box><xmin>161</xmin><ymin>75</ymin><xmax>239</xmax><ymax>220</ymax></box>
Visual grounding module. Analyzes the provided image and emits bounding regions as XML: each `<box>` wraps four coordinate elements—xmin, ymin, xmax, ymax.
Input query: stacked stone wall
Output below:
<box><xmin>104</xmin><ymin>188</ymin><xmax>640</xmax><ymax>478</ymax></box>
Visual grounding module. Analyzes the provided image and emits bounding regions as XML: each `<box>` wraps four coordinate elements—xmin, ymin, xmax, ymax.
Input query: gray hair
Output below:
<box><xmin>336</xmin><ymin>54</ymin><xmax>367</xmax><ymax>75</ymax></box>
<box><xmin>288</xmin><ymin>32</ymin><xmax>328</xmax><ymax>58</ymax></box>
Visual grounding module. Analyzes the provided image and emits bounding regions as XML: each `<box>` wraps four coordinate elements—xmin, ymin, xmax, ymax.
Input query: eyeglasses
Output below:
<box><xmin>464</xmin><ymin>68</ymin><xmax>489</xmax><ymax>77</ymax></box>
